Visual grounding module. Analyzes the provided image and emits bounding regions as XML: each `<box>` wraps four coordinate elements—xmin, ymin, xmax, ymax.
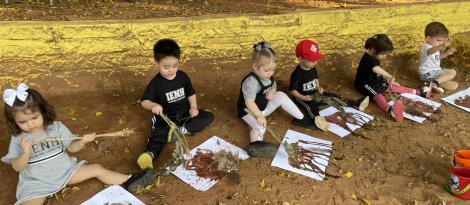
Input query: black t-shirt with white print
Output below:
<box><xmin>141</xmin><ymin>70</ymin><xmax>195</xmax><ymax>115</ymax></box>
<box><xmin>289</xmin><ymin>64</ymin><xmax>319</xmax><ymax>96</ymax></box>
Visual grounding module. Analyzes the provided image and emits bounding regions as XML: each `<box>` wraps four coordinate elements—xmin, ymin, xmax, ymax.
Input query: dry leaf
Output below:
<box><xmin>259</xmin><ymin>179</ymin><xmax>267</xmax><ymax>189</ymax></box>
<box><xmin>95</xmin><ymin>111</ymin><xmax>103</xmax><ymax>117</ymax></box>
<box><xmin>155</xmin><ymin>176</ymin><xmax>163</xmax><ymax>187</ymax></box>
<box><xmin>71</xmin><ymin>186</ymin><xmax>80</xmax><ymax>192</ymax></box>
<box><xmin>361</xmin><ymin>199</ymin><xmax>371</xmax><ymax>205</ymax></box>
<box><xmin>351</xmin><ymin>194</ymin><xmax>357</xmax><ymax>200</ymax></box>
<box><xmin>124</xmin><ymin>147</ymin><xmax>130</xmax><ymax>154</ymax></box>
<box><xmin>344</xmin><ymin>171</ymin><xmax>353</xmax><ymax>178</ymax></box>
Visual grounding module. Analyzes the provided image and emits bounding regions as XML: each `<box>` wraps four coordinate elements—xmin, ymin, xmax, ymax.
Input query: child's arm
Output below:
<box><xmin>188</xmin><ymin>94</ymin><xmax>199</xmax><ymax>117</ymax></box>
<box><xmin>245</xmin><ymin>99</ymin><xmax>266</xmax><ymax>127</ymax></box>
<box><xmin>441</xmin><ymin>47</ymin><xmax>457</xmax><ymax>59</ymax></box>
<box><xmin>316</xmin><ymin>79</ymin><xmax>324</xmax><ymax>94</ymax></box>
<box><xmin>289</xmin><ymin>90</ymin><xmax>313</xmax><ymax>102</ymax></box>
<box><xmin>426</xmin><ymin>43</ymin><xmax>447</xmax><ymax>56</ymax></box>
<box><xmin>265</xmin><ymin>83</ymin><xmax>277</xmax><ymax>100</ymax></box>
<box><xmin>11</xmin><ymin>136</ymin><xmax>32</xmax><ymax>172</ymax></box>
<box><xmin>67</xmin><ymin>133</ymin><xmax>96</xmax><ymax>153</ymax></box>
<box><xmin>141</xmin><ymin>100</ymin><xmax>163</xmax><ymax>116</ymax></box>
<box><xmin>372</xmin><ymin>66</ymin><xmax>393</xmax><ymax>81</ymax></box>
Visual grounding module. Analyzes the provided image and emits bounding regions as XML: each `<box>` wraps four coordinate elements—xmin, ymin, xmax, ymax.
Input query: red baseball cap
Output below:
<box><xmin>295</xmin><ymin>39</ymin><xmax>324</xmax><ymax>62</ymax></box>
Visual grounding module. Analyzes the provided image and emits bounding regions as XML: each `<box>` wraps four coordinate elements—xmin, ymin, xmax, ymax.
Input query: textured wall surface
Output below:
<box><xmin>0</xmin><ymin>2</ymin><xmax>469</xmax><ymax>90</ymax></box>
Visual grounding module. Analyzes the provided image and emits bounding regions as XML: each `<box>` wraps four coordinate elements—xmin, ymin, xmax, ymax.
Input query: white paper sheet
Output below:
<box><xmin>271</xmin><ymin>129</ymin><xmax>332</xmax><ymax>181</ymax></box>
<box><xmin>319</xmin><ymin>106</ymin><xmax>374</xmax><ymax>138</ymax></box>
<box><xmin>441</xmin><ymin>87</ymin><xmax>470</xmax><ymax>113</ymax></box>
<box><xmin>168</xmin><ymin>136</ymin><xmax>249</xmax><ymax>191</ymax></box>
<box><xmin>389</xmin><ymin>93</ymin><xmax>441</xmax><ymax>123</ymax></box>
<box><xmin>81</xmin><ymin>185</ymin><xmax>145</xmax><ymax>205</ymax></box>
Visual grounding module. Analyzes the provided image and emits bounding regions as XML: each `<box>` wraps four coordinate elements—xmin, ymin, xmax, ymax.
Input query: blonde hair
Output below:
<box><xmin>252</xmin><ymin>42</ymin><xmax>277</xmax><ymax>66</ymax></box>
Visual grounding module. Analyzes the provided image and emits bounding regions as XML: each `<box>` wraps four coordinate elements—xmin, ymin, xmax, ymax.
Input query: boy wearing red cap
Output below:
<box><xmin>289</xmin><ymin>39</ymin><xmax>369</xmax><ymax>123</ymax></box>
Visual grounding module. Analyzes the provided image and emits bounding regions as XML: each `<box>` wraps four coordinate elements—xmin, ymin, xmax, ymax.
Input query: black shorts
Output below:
<box><xmin>355</xmin><ymin>81</ymin><xmax>389</xmax><ymax>97</ymax></box>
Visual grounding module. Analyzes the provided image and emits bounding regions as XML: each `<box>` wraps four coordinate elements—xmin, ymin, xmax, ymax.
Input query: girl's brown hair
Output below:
<box><xmin>4</xmin><ymin>88</ymin><xmax>56</xmax><ymax>135</ymax></box>
<box><xmin>252</xmin><ymin>42</ymin><xmax>277</xmax><ymax>65</ymax></box>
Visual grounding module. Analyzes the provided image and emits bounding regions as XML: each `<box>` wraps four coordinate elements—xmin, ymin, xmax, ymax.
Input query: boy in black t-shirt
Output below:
<box><xmin>137</xmin><ymin>39</ymin><xmax>214</xmax><ymax>170</ymax></box>
<box><xmin>289</xmin><ymin>39</ymin><xmax>369</xmax><ymax>124</ymax></box>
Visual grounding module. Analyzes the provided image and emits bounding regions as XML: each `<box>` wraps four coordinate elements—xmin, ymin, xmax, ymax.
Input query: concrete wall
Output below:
<box><xmin>1</xmin><ymin>2</ymin><xmax>469</xmax><ymax>90</ymax></box>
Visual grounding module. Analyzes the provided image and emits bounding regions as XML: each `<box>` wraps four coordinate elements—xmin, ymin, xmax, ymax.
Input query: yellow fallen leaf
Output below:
<box><xmin>61</xmin><ymin>187</ymin><xmax>70</xmax><ymax>195</ymax></box>
<box><xmin>124</xmin><ymin>147</ymin><xmax>130</xmax><ymax>154</ymax></box>
<box><xmin>155</xmin><ymin>176</ymin><xmax>163</xmax><ymax>187</ymax></box>
<box><xmin>118</xmin><ymin>116</ymin><xmax>125</xmax><ymax>124</ymax></box>
<box><xmin>71</xmin><ymin>186</ymin><xmax>80</xmax><ymax>192</ymax></box>
<box><xmin>361</xmin><ymin>198</ymin><xmax>371</xmax><ymax>205</ymax></box>
<box><xmin>144</xmin><ymin>184</ymin><xmax>153</xmax><ymax>191</ymax></box>
<box><xmin>199</xmin><ymin>93</ymin><xmax>206</xmax><ymax>97</ymax></box>
<box><xmin>95</xmin><ymin>111</ymin><xmax>103</xmax><ymax>117</ymax></box>
<box><xmin>259</xmin><ymin>179</ymin><xmax>267</xmax><ymax>189</ymax></box>
<box><xmin>344</xmin><ymin>171</ymin><xmax>353</xmax><ymax>178</ymax></box>
<box><xmin>351</xmin><ymin>194</ymin><xmax>357</xmax><ymax>200</ymax></box>
<box><xmin>278</xmin><ymin>172</ymin><xmax>287</xmax><ymax>177</ymax></box>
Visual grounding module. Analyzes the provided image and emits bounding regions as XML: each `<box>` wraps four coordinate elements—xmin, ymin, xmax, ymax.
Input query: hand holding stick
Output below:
<box><xmin>39</xmin><ymin>128</ymin><xmax>135</xmax><ymax>142</ymax></box>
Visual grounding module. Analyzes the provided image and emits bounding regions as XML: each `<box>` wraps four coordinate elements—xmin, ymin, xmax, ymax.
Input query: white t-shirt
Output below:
<box><xmin>419</xmin><ymin>43</ymin><xmax>441</xmax><ymax>74</ymax></box>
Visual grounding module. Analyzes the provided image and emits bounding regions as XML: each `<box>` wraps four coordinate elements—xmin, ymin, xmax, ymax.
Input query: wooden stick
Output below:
<box><xmin>243</xmin><ymin>108</ymin><xmax>282</xmax><ymax>144</ymax></box>
<box><xmin>40</xmin><ymin>128</ymin><xmax>135</xmax><ymax>142</ymax></box>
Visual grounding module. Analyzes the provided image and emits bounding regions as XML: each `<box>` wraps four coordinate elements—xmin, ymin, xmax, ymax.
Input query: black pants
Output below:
<box><xmin>294</xmin><ymin>92</ymin><xmax>350</xmax><ymax>120</ymax></box>
<box><xmin>144</xmin><ymin>109</ymin><xmax>214</xmax><ymax>159</ymax></box>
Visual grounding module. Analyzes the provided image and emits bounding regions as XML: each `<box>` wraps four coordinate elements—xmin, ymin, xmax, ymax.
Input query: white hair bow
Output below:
<box><xmin>3</xmin><ymin>83</ymin><xmax>29</xmax><ymax>107</ymax></box>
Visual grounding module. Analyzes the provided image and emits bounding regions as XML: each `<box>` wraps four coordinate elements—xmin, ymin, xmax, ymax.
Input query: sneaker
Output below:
<box><xmin>314</xmin><ymin>116</ymin><xmax>330</xmax><ymax>131</ymax></box>
<box><xmin>123</xmin><ymin>169</ymin><xmax>157</xmax><ymax>193</ymax></box>
<box><xmin>246</xmin><ymin>141</ymin><xmax>277</xmax><ymax>158</ymax></box>
<box><xmin>419</xmin><ymin>81</ymin><xmax>433</xmax><ymax>99</ymax></box>
<box><xmin>292</xmin><ymin>117</ymin><xmax>316</xmax><ymax>129</ymax></box>
<box><xmin>137</xmin><ymin>152</ymin><xmax>154</xmax><ymax>170</ymax></box>
<box><xmin>430</xmin><ymin>82</ymin><xmax>445</xmax><ymax>94</ymax></box>
<box><xmin>440</xmin><ymin>80</ymin><xmax>459</xmax><ymax>91</ymax></box>
<box><xmin>389</xmin><ymin>100</ymin><xmax>404</xmax><ymax>122</ymax></box>
<box><xmin>353</xmin><ymin>96</ymin><xmax>369</xmax><ymax>111</ymax></box>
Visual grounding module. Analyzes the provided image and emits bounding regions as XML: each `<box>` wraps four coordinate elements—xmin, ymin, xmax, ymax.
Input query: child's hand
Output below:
<box><xmin>445</xmin><ymin>47</ymin><xmax>457</xmax><ymax>56</ymax></box>
<box><xmin>151</xmin><ymin>104</ymin><xmax>163</xmax><ymax>116</ymax></box>
<box><xmin>304</xmin><ymin>95</ymin><xmax>314</xmax><ymax>101</ymax></box>
<box><xmin>256</xmin><ymin>115</ymin><xmax>267</xmax><ymax>128</ymax></box>
<box><xmin>19</xmin><ymin>136</ymin><xmax>33</xmax><ymax>155</ymax></box>
<box><xmin>444</xmin><ymin>40</ymin><xmax>451</xmax><ymax>48</ymax></box>
<box><xmin>318</xmin><ymin>87</ymin><xmax>324</xmax><ymax>94</ymax></box>
<box><xmin>388</xmin><ymin>77</ymin><xmax>400</xmax><ymax>86</ymax></box>
<box><xmin>81</xmin><ymin>133</ymin><xmax>96</xmax><ymax>143</ymax></box>
<box><xmin>266</xmin><ymin>89</ymin><xmax>275</xmax><ymax>100</ymax></box>
<box><xmin>190</xmin><ymin>107</ymin><xmax>199</xmax><ymax>117</ymax></box>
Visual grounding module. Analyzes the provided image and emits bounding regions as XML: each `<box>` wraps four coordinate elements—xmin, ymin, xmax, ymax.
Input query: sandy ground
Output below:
<box><xmin>0</xmin><ymin>39</ymin><xmax>469</xmax><ymax>204</ymax></box>
<box><xmin>0</xmin><ymin>0</ymin><xmax>451</xmax><ymax>21</ymax></box>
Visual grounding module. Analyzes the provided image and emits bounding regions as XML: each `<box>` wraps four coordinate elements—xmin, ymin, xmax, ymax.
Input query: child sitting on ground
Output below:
<box><xmin>289</xmin><ymin>39</ymin><xmax>369</xmax><ymax>123</ymax></box>
<box><xmin>355</xmin><ymin>34</ymin><xmax>431</xmax><ymax>122</ymax></box>
<box><xmin>237</xmin><ymin>42</ymin><xmax>329</xmax><ymax>158</ymax></box>
<box><xmin>1</xmin><ymin>83</ymin><xmax>155</xmax><ymax>205</ymax></box>
<box><xmin>418</xmin><ymin>21</ymin><xmax>458</xmax><ymax>94</ymax></box>
<box><xmin>137</xmin><ymin>38</ymin><xmax>214</xmax><ymax>170</ymax></box>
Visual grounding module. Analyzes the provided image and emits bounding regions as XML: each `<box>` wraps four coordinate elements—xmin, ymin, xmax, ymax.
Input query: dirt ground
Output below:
<box><xmin>1</xmin><ymin>41</ymin><xmax>470</xmax><ymax>205</ymax></box>
<box><xmin>1</xmin><ymin>1</ymin><xmax>470</xmax><ymax>205</ymax></box>
<box><xmin>0</xmin><ymin>0</ymin><xmax>451</xmax><ymax>21</ymax></box>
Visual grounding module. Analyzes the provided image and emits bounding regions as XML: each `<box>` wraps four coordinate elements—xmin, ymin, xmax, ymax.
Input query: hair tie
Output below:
<box><xmin>254</xmin><ymin>42</ymin><xmax>271</xmax><ymax>51</ymax></box>
<box><xmin>3</xmin><ymin>83</ymin><xmax>29</xmax><ymax>107</ymax></box>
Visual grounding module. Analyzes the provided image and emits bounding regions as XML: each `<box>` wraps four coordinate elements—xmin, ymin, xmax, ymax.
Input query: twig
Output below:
<box><xmin>243</xmin><ymin>108</ymin><xmax>282</xmax><ymax>144</ymax></box>
<box><xmin>40</xmin><ymin>128</ymin><xmax>135</xmax><ymax>142</ymax></box>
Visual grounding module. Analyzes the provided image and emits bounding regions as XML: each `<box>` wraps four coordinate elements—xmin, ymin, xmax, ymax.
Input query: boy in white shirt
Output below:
<box><xmin>418</xmin><ymin>21</ymin><xmax>458</xmax><ymax>94</ymax></box>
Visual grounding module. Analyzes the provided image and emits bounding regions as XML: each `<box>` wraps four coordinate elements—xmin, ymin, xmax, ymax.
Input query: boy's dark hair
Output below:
<box><xmin>4</xmin><ymin>88</ymin><xmax>56</xmax><ymax>135</ymax></box>
<box><xmin>425</xmin><ymin>22</ymin><xmax>449</xmax><ymax>37</ymax></box>
<box><xmin>365</xmin><ymin>34</ymin><xmax>394</xmax><ymax>54</ymax></box>
<box><xmin>153</xmin><ymin>39</ymin><xmax>181</xmax><ymax>62</ymax></box>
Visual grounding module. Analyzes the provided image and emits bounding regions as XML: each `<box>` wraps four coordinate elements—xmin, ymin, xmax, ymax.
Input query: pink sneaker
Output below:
<box><xmin>389</xmin><ymin>100</ymin><xmax>404</xmax><ymax>122</ymax></box>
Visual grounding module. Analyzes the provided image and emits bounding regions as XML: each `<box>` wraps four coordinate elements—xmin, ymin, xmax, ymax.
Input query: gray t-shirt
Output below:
<box><xmin>242</xmin><ymin>75</ymin><xmax>276</xmax><ymax>100</ymax></box>
<box><xmin>1</xmin><ymin>121</ymin><xmax>87</xmax><ymax>205</ymax></box>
